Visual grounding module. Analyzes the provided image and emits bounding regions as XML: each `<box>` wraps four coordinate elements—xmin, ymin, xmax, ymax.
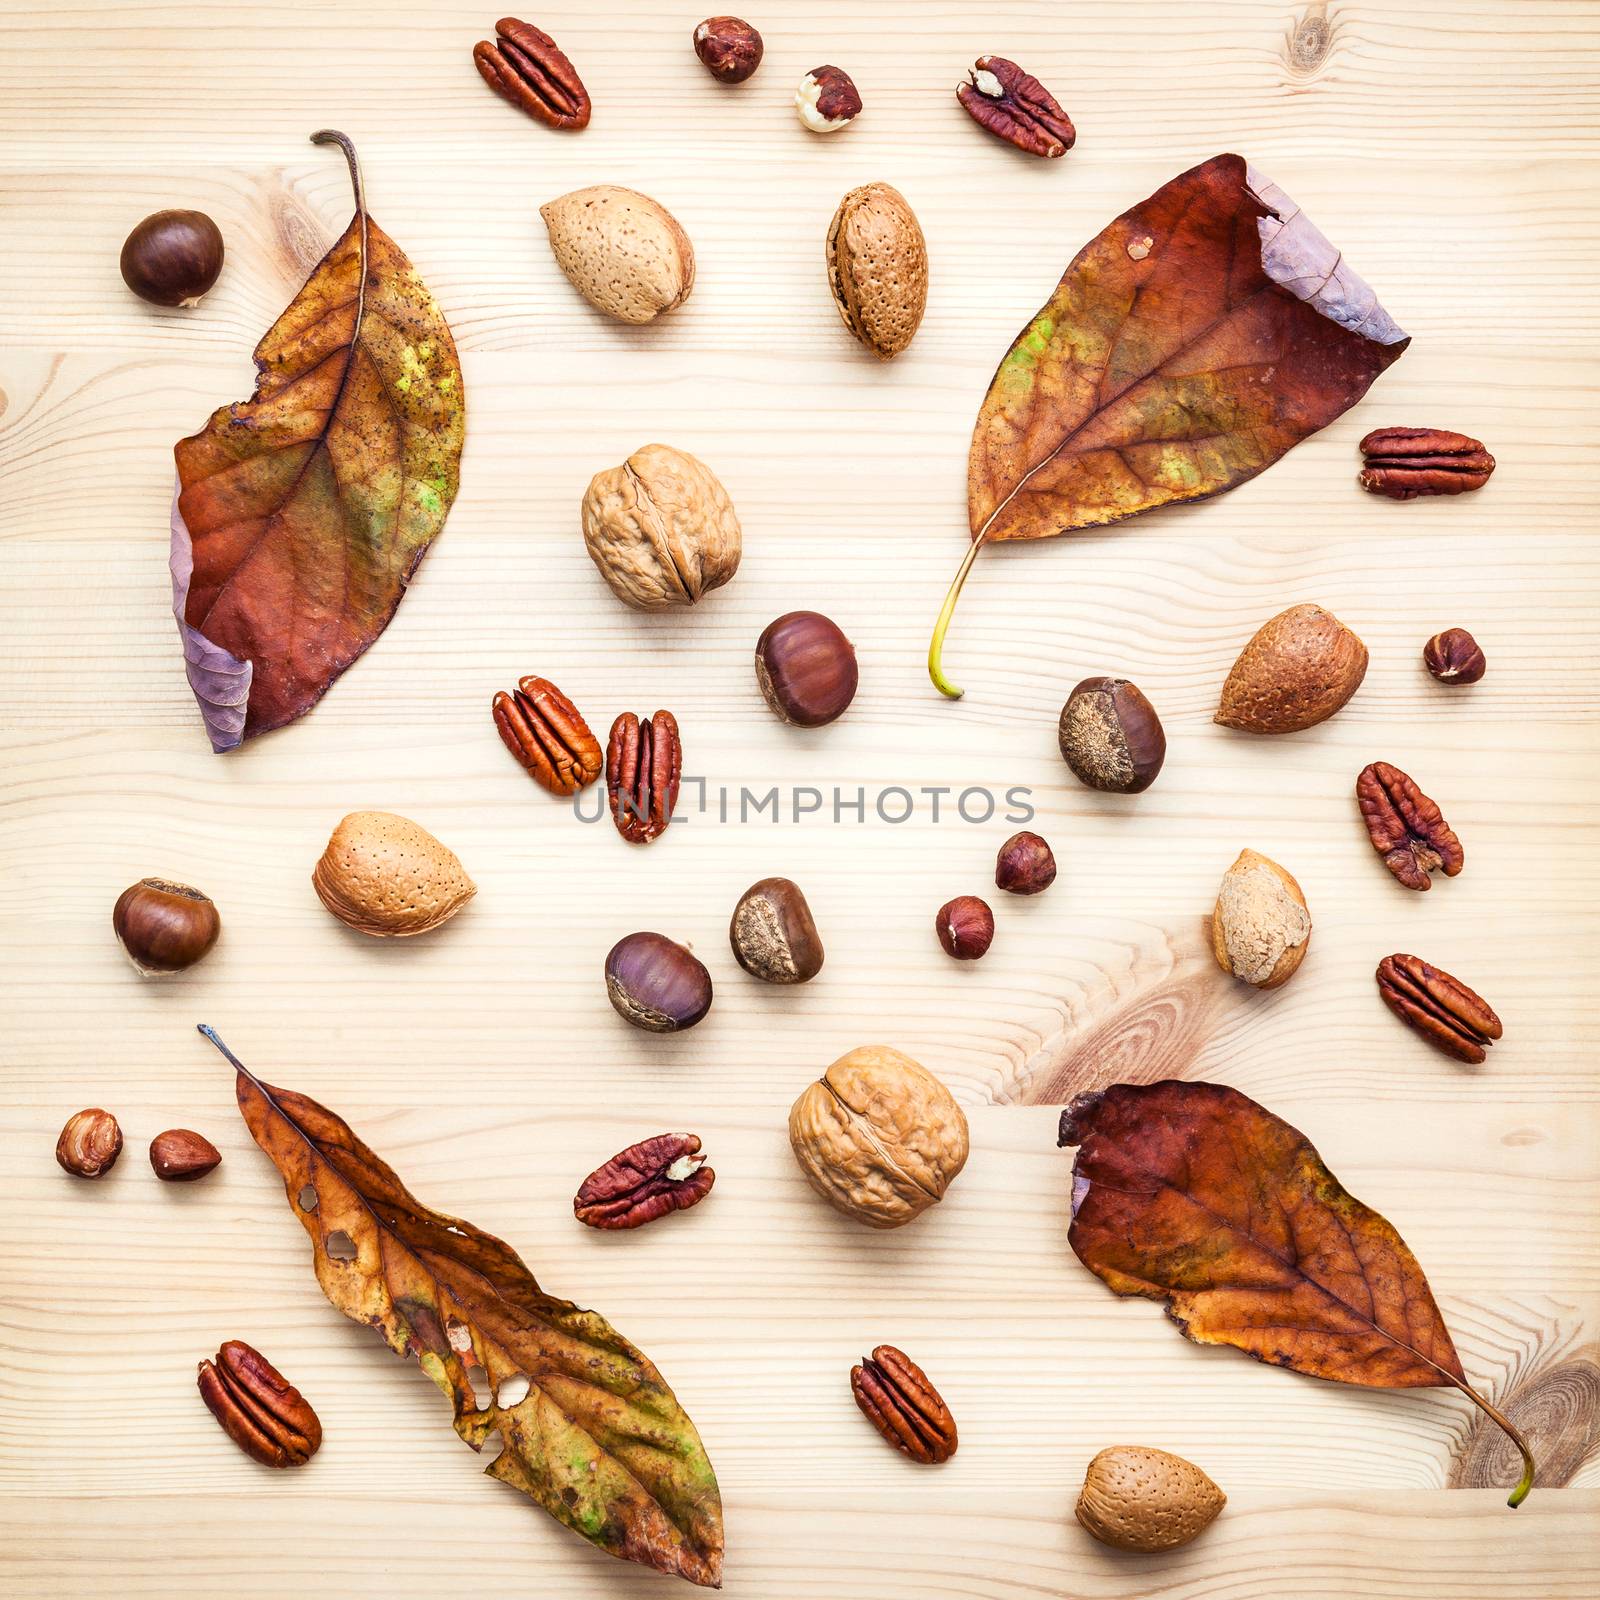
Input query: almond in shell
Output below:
<box><xmin>1210</xmin><ymin>848</ymin><xmax>1311</xmax><ymax>989</ymax></box>
<box><xmin>1215</xmin><ymin>603</ymin><xmax>1368</xmax><ymax>733</ymax></box>
<box><xmin>540</xmin><ymin>185</ymin><xmax>695</xmax><ymax>325</ymax></box>
<box><xmin>826</xmin><ymin>183</ymin><xmax>928</xmax><ymax>359</ymax></box>
<box><xmin>312</xmin><ymin>811</ymin><xmax>476</xmax><ymax>938</ymax></box>
<box><xmin>1076</xmin><ymin>1445</ymin><xmax>1225</xmax><ymax>1553</ymax></box>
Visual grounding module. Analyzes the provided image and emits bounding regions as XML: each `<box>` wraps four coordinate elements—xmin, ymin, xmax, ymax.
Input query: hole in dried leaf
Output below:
<box><xmin>464</xmin><ymin>1362</ymin><xmax>491</xmax><ymax>1410</ymax></box>
<box><xmin>297</xmin><ymin>1184</ymin><xmax>319</xmax><ymax>1211</ymax></box>
<box><xmin>496</xmin><ymin>1373</ymin><xmax>530</xmax><ymax>1409</ymax></box>
<box><xmin>446</xmin><ymin>1319</ymin><xmax>473</xmax><ymax>1355</ymax></box>
<box><xmin>325</xmin><ymin>1229</ymin><xmax>357</xmax><ymax>1261</ymax></box>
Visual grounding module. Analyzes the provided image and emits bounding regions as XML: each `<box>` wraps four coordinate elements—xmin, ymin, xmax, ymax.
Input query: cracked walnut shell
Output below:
<box><xmin>582</xmin><ymin>443</ymin><xmax>742</xmax><ymax>611</ymax></box>
<box><xmin>788</xmin><ymin>1045</ymin><xmax>968</xmax><ymax>1228</ymax></box>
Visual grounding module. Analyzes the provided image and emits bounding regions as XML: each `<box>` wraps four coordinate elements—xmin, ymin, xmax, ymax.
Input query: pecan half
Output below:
<box><xmin>1377</xmin><ymin>954</ymin><xmax>1502</xmax><ymax>1064</ymax></box>
<box><xmin>1356</xmin><ymin>760</ymin><xmax>1463</xmax><ymax>890</ymax></box>
<box><xmin>956</xmin><ymin>56</ymin><xmax>1075</xmax><ymax>159</ymax></box>
<box><xmin>851</xmin><ymin>1346</ymin><xmax>958</xmax><ymax>1463</ymax></box>
<box><xmin>573</xmin><ymin>1133</ymin><xmax>715</xmax><ymax>1229</ymax></box>
<box><xmin>473</xmin><ymin>17</ymin><xmax>591</xmax><ymax>130</ymax></box>
<box><xmin>197</xmin><ymin>1340</ymin><xmax>322</xmax><ymax>1468</ymax></box>
<box><xmin>606</xmin><ymin>710</ymin><xmax>681</xmax><ymax>844</ymax></box>
<box><xmin>492</xmin><ymin>675</ymin><xmax>602</xmax><ymax>795</ymax></box>
<box><xmin>1358</xmin><ymin>428</ymin><xmax>1495</xmax><ymax>499</ymax></box>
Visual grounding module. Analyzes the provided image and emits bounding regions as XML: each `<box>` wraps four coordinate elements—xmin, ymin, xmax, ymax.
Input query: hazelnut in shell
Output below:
<box><xmin>995</xmin><ymin>831</ymin><xmax>1056</xmax><ymax>895</ymax></box>
<box><xmin>113</xmin><ymin>878</ymin><xmax>221</xmax><ymax>975</ymax></box>
<box><xmin>936</xmin><ymin>895</ymin><xmax>994</xmax><ymax>960</ymax></box>
<box><xmin>1423</xmin><ymin>627</ymin><xmax>1486</xmax><ymax>685</ymax></box>
<box><xmin>693</xmin><ymin>16</ymin><xmax>762</xmax><ymax>82</ymax></box>
<box><xmin>312</xmin><ymin>811</ymin><xmax>476</xmax><ymax>938</ymax></box>
<box><xmin>583</xmin><ymin>443</ymin><xmax>741</xmax><ymax>611</ymax></box>
<box><xmin>795</xmin><ymin>65</ymin><xmax>862</xmax><ymax>132</ymax></box>
<box><xmin>788</xmin><ymin>1045</ymin><xmax>969</xmax><ymax>1228</ymax></box>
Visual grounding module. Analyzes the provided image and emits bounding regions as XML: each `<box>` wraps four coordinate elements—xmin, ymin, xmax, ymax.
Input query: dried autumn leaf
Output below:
<box><xmin>929</xmin><ymin>152</ymin><xmax>1408</xmax><ymax>696</ymax></box>
<box><xmin>172</xmin><ymin>131</ymin><xmax>464</xmax><ymax>750</ymax></box>
<box><xmin>197</xmin><ymin>1026</ymin><xmax>723</xmax><ymax>1586</ymax></box>
<box><xmin>1058</xmin><ymin>1080</ymin><xmax>1534</xmax><ymax>1506</ymax></box>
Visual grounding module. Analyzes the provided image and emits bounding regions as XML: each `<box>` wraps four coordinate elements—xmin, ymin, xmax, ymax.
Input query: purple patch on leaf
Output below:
<box><xmin>170</xmin><ymin>483</ymin><xmax>250</xmax><ymax>752</ymax></box>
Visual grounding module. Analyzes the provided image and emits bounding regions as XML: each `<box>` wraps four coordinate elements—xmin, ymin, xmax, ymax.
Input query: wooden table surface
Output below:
<box><xmin>3</xmin><ymin>2</ymin><xmax>1598</xmax><ymax>1595</ymax></box>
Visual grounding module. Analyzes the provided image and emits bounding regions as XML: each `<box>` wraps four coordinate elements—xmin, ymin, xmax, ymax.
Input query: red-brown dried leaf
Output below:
<box><xmin>1058</xmin><ymin>1079</ymin><xmax>1535</xmax><ymax>1506</ymax></box>
<box><xmin>930</xmin><ymin>153</ymin><xmax>1408</xmax><ymax>696</ymax></box>
<box><xmin>198</xmin><ymin>1026</ymin><xmax>722</xmax><ymax>1585</ymax></box>
<box><xmin>171</xmin><ymin>132</ymin><xmax>463</xmax><ymax>750</ymax></box>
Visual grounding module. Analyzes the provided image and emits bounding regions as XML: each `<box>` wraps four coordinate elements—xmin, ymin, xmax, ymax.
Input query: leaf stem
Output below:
<box><xmin>310</xmin><ymin>129</ymin><xmax>365</xmax><ymax>219</ymax></box>
<box><xmin>927</xmin><ymin>537</ymin><xmax>985</xmax><ymax>699</ymax></box>
<box><xmin>197</xmin><ymin>1022</ymin><xmax>255</xmax><ymax>1083</ymax></box>
<box><xmin>1450</xmin><ymin>1376</ymin><xmax>1536</xmax><ymax>1507</ymax></box>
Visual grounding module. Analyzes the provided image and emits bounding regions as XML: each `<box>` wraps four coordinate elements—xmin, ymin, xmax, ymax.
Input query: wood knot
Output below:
<box><xmin>1285</xmin><ymin>3</ymin><xmax>1336</xmax><ymax>78</ymax></box>
<box><xmin>264</xmin><ymin>175</ymin><xmax>332</xmax><ymax>283</ymax></box>
<box><xmin>1450</xmin><ymin>1356</ymin><xmax>1600</xmax><ymax>1491</ymax></box>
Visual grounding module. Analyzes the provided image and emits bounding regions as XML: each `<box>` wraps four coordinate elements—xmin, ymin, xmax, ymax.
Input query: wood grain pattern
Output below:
<box><xmin>2</xmin><ymin>2</ymin><xmax>1598</xmax><ymax>1595</ymax></box>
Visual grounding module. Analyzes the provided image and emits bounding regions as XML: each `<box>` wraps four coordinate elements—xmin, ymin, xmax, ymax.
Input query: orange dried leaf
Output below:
<box><xmin>199</xmin><ymin>1027</ymin><xmax>723</xmax><ymax>1586</ymax></box>
<box><xmin>1059</xmin><ymin>1079</ymin><xmax>1534</xmax><ymax>1506</ymax></box>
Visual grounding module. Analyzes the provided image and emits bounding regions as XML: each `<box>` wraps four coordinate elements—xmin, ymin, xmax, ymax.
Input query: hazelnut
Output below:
<box><xmin>120</xmin><ymin>209</ymin><xmax>224</xmax><ymax>307</ymax></box>
<box><xmin>755</xmin><ymin>611</ymin><xmax>859</xmax><ymax>727</ymax></box>
<box><xmin>693</xmin><ymin>16</ymin><xmax>762</xmax><ymax>83</ymax></box>
<box><xmin>936</xmin><ymin>895</ymin><xmax>994</xmax><ymax>960</ymax></box>
<box><xmin>55</xmin><ymin>1109</ymin><xmax>124</xmax><ymax>1179</ymax></box>
<box><xmin>1423</xmin><ymin>627</ymin><xmax>1486</xmax><ymax>685</ymax></box>
<box><xmin>605</xmin><ymin>932</ymin><xmax>713</xmax><ymax>1033</ymax></box>
<box><xmin>788</xmin><ymin>1045</ymin><xmax>969</xmax><ymax>1229</ymax></box>
<box><xmin>112</xmin><ymin>878</ymin><xmax>221</xmax><ymax>975</ymax></box>
<box><xmin>1059</xmin><ymin>677</ymin><xmax>1166</xmax><ymax>793</ymax></box>
<box><xmin>729</xmin><ymin>877</ymin><xmax>825</xmax><ymax>984</ymax></box>
<box><xmin>149</xmin><ymin>1128</ymin><xmax>222</xmax><ymax>1182</ymax></box>
<box><xmin>995</xmin><ymin>831</ymin><xmax>1056</xmax><ymax>895</ymax></box>
<box><xmin>796</xmin><ymin>65</ymin><xmax>862</xmax><ymax>132</ymax></box>
<box><xmin>1210</xmin><ymin>848</ymin><xmax>1311</xmax><ymax>990</ymax></box>
<box><xmin>582</xmin><ymin>443</ymin><xmax>741</xmax><ymax>611</ymax></box>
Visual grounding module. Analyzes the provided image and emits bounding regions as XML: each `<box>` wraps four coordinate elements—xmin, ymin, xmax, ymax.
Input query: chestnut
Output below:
<box><xmin>605</xmin><ymin>932</ymin><xmax>713</xmax><ymax>1033</ymax></box>
<box><xmin>693</xmin><ymin>16</ymin><xmax>763</xmax><ymax>83</ymax></box>
<box><xmin>936</xmin><ymin>895</ymin><xmax>994</xmax><ymax>961</ymax></box>
<box><xmin>112</xmin><ymin>878</ymin><xmax>221</xmax><ymax>976</ymax></box>
<box><xmin>755</xmin><ymin>611</ymin><xmax>859</xmax><ymax>728</ymax></box>
<box><xmin>730</xmin><ymin>877</ymin><xmax>825</xmax><ymax>984</ymax></box>
<box><xmin>995</xmin><ymin>831</ymin><xmax>1056</xmax><ymax>895</ymax></box>
<box><xmin>120</xmin><ymin>209</ymin><xmax>224</xmax><ymax>307</ymax></box>
<box><xmin>1058</xmin><ymin>676</ymin><xmax>1166</xmax><ymax>794</ymax></box>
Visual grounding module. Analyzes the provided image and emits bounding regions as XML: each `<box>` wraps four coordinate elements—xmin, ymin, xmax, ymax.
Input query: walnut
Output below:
<box><xmin>581</xmin><ymin>443</ymin><xmax>742</xmax><ymax>611</ymax></box>
<box><xmin>788</xmin><ymin>1046</ymin><xmax>969</xmax><ymax>1228</ymax></box>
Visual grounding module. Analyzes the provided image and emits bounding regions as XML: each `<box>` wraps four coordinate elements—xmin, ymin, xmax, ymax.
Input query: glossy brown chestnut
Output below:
<box><xmin>119</xmin><ymin>209</ymin><xmax>224</xmax><ymax>307</ymax></box>
<box><xmin>1422</xmin><ymin>628</ymin><xmax>1487</xmax><ymax>685</ymax></box>
<box><xmin>936</xmin><ymin>895</ymin><xmax>994</xmax><ymax>960</ymax></box>
<box><xmin>729</xmin><ymin>877</ymin><xmax>825</xmax><ymax>983</ymax></box>
<box><xmin>605</xmin><ymin>932</ymin><xmax>713</xmax><ymax>1033</ymax></box>
<box><xmin>693</xmin><ymin>16</ymin><xmax>763</xmax><ymax>82</ymax></box>
<box><xmin>1058</xmin><ymin>676</ymin><xmax>1166</xmax><ymax>793</ymax></box>
<box><xmin>994</xmin><ymin>831</ymin><xmax>1056</xmax><ymax>895</ymax></box>
<box><xmin>755</xmin><ymin>611</ymin><xmax>858</xmax><ymax>727</ymax></box>
<box><xmin>113</xmin><ymin>878</ymin><xmax>221</xmax><ymax>975</ymax></box>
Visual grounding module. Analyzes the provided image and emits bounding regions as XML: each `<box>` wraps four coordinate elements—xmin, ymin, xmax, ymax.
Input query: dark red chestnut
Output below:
<box><xmin>120</xmin><ymin>209</ymin><xmax>224</xmax><ymax>307</ymax></box>
<box><xmin>994</xmin><ymin>831</ymin><xmax>1056</xmax><ymax>895</ymax></box>
<box><xmin>936</xmin><ymin>896</ymin><xmax>994</xmax><ymax>961</ymax></box>
<box><xmin>755</xmin><ymin>611</ymin><xmax>859</xmax><ymax>727</ymax></box>
<box><xmin>605</xmin><ymin>931</ymin><xmax>713</xmax><ymax>1033</ymax></box>
<box><xmin>693</xmin><ymin>16</ymin><xmax>763</xmax><ymax>83</ymax></box>
<box><xmin>113</xmin><ymin>878</ymin><xmax>221</xmax><ymax>975</ymax></box>
<box><xmin>1058</xmin><ymin>677</ymin><xmax>1166</xmax><ymax>794</ymax></box>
